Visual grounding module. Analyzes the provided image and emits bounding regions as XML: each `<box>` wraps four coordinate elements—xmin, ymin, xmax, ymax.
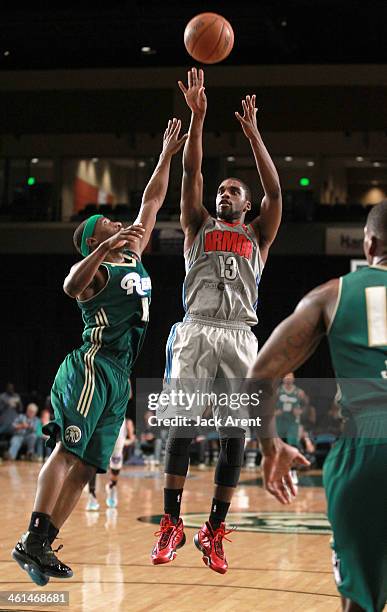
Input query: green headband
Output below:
<box><xmin>80</xmin><ymin>214</ymin><xmax>103</xmax><ymax>257</ymax></box>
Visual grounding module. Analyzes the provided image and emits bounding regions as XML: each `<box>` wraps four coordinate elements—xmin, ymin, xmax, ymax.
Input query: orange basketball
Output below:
<box><xmin>184</xmin><ymin>12</ymin><xmax>234</xmax><ymax>64</ymax></box>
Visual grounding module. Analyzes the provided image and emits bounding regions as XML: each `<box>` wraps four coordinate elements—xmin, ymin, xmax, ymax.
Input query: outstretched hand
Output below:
<box><xmin>235</xmin><ymin>94</ymin><xmax>259</xmax><ymax>140</ymax></box>
<box><xmin>178</xmin><ymin>67</ymin><xmax>207</xmax><ymax>117</ymax></box>
<box><xmin>162</xmin><ymin>118</ymin><xmax>188</xmax><ymax>156</ymax></box>
<box><xmin>261</xmin><ymin>440</ymin><xmax>310</xmax><ymax>504</ymax></box>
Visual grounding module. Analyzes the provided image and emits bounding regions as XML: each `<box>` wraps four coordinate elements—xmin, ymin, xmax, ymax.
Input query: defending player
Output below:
<box><xmin>12</xmin><ymin>118</ymin><xmax>187</xmax><ymax>586</ymax></box>
<box><xmin>151</xmin><ymin>68</ymin><xmax>282</xmax><ymax>573</ymax></box>
<box><xmin>247</xmin><ymin>201</ymin><xmax>387</xmax><ymax>612</ymax></box>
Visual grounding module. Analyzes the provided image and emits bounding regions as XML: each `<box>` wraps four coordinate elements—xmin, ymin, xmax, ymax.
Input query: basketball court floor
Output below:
<box><xmin>1</xmin><ymin>461</ymin><xmax>350</xmax><ymax>611</ymax></box>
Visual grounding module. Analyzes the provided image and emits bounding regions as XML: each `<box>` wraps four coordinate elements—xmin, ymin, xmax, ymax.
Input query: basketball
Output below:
<box><xmin>184</xmin><ymin>12</ymin><xmax>234</xmax><ymax>64</ymax></box>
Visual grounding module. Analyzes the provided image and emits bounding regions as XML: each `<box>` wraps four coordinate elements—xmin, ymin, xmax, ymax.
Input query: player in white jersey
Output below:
<box><xmin>86</xmin><ymin>416</ymin><xmax>134</xmax><ymax>511</ymax></box>
<box><xmin>151</xmin><ymin>68</ymin><xmax>282</xmax><ymax>573</ymax></box>
<box><xmin>86</xmin><ymin>383</ymin><xmax>136</xmax><ymax>511</ymax></box>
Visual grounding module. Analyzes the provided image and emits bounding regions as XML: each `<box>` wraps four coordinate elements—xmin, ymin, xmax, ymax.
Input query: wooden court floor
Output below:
<box><xmin>0</xmin><ymin>460</ymin><xmax>356</xmax><ymax>612</ymax></box>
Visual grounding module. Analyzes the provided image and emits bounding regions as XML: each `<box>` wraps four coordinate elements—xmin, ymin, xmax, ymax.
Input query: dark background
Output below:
<box><xmin>0</xmin><ymin>0</ymin><xmax>386</xmax><ymax>70</ymax></box>
<box><xmin>1</xmin><ymin>253</ymin><xmax>350</xmax><ymax>397</ymax></box>
<box><xmin>0</xmin><ymin>1</ymin><xmax>380</xmax><ymax>406</ymax></box>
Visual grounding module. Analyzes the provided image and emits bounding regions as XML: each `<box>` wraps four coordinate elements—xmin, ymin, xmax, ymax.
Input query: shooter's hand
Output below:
<box><xmin>178</xmin><ymin>67</ymin><xmax>207</xmax><ymax>117</ymax></box>
<box><xmin>235</xmin><ymin>94</ymin><xmax>260</xmax><ymax>141</ymax></box>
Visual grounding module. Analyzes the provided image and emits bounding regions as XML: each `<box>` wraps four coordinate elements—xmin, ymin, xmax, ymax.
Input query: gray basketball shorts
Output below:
<box><xmin>157</xmin><ymin>315</ymin><xmax>258</xmax><ymax>432</ymax></box>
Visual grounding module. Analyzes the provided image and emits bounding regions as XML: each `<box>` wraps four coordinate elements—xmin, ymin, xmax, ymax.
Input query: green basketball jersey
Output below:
<box><xmin>328</xmin><ymin>265</ymin><xmax>387</xmax><ymax>423</ymax></box>
<box><xmin>77</xmin><ymin>252</ymin><xmax>151</xmax><ymax>373</ymax></box>
<box><xmin>276</xmin><ymin>385</ymin><xmax>304</xmax><ymax>413</ymax></box>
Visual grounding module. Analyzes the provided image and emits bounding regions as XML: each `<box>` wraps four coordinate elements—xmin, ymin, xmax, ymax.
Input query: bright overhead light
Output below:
<box><xmin>371</xmin><ymin>180</ymin><xmax>379</xmax><ymax>186</ymax></box>
<box><xmin>356</xmin><ymin>156</ymin><xmax>364</xmax><ymax>162</ymax></box>
<box><xmin>226</xmin><ymin>156</ymin><xmax>235</xmax><ymax>162</ymax></box>
<box><xmin>373</xmin><ymin>161</ymin><xmax>381</xmax><ymax>167</ymax></box>
<box><xmin>31</xmin><ymin>157</ymin><xmax>39</xmax><ymax>164</ymax></box>
<box><xmin>284</xmin><ymin>156</ymin><xmax>293</xmax><ymax>162</ymax></box>
<box><xmin>92</xmin><ymin>157</ymin><xmax>99</xmax><ymax>163</ymax></box>
<box><xmin>141</xmin><ymin>46</ymin><xmax>151</xmax><ymax>53</ymax></box>
<box><xmin>4</xmin><ymin>50</ymin><xmax>10</xmax><ymax>57</ymax></box>
<box><xmin>307</xmin><ymin>161</ymin><xmax>315</xmax><ymax>167</ymax></box>
<box><xmin>138</xmin><ymin>160</ymin><xmax>146</xmax><ymax>168</ymax></box>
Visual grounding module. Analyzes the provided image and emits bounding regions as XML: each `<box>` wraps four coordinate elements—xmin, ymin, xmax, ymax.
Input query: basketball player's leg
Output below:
<box><xmin>12</xmin><ymin>354</ymin><xmax>128</xmax><ymax>584</ymax></box>
<box><xmin>13</xmin><ymin>448</ymin><xmax>98</xmax><ymax>586</ymax></box>
<box><xmin>151</xmin><ymin>428</ymin><xmax>194</xmax><ymax>565</ymax></box>
<box><xmin>152</xmin><ymin>320</ymin><xmax>219</xmax><ymax>565</ymax></box>
<box><xmin>50</xmin><ymin>460</ymin><xmax>97</xmax><ymax>529</ymax></box>
<box><xmin>49</xmin><ymin>367</ymin><xmax>128</xmax><ymax>528</ymax></box>
<box><xmin>193</xmin><ymin>427</ymin><xmax>245</xmax><ymax>574</ymax></box>
<box><xmin>193</xmin><ymin>326</ymin><xmax>258</xmax><ymax>573</ymax></box>
<box><xmin>323</xmin><ymin>440</ymin><xmax>387</xmax><ymax>612</ymax></box>
<box><xmin>341</xmin><ymin>597</ymin><xmax>365</xmax><ymax>612</ymax></box>
<box><xmin>11</xmin><ymin>442</ymin><xmax>78</xmax><ymax>586</ymax></box>
<box><xmin>32</xmin><ymin>442</ymin><xmax>80</xmax><ymax>517</ymax></box>
<box><xmin>86</xmin><ymin>472</ymin><xmax>100</xmax><ymax>511</ymax></box>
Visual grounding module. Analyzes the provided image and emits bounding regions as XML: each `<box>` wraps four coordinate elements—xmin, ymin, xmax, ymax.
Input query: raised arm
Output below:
<box><xmin>235</xmin><ymin>95</ymin><xmax>282</xmax><ymax>265</ymax></box>
<box><xmin>134</xmin><ymin>118</ymin><xmax>187</xmax><ymax>254</ymax></box>
<box><xmin>178</xmin><ymin>68</ymin><xmax>210</xmax><ymax>247</ymax></box>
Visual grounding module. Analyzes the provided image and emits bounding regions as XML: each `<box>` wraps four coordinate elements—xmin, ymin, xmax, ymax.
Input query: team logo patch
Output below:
<box><xmin>139</xmin><ymin>512</ymin><xmax>331</xmax><ymax>534</ymax></box>
<box><xmin>121</xmin><ymin>273</ymin><xmax>152</xmax><ymax>296</ymax></box>
<box><xmin>64</xmin><ymin>425</ymin><xmax>82</xmax><ymax>445</ymax></box>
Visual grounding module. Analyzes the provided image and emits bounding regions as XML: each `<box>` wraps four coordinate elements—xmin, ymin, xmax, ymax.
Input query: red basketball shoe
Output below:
<box><xmin>193</xmin><ymin>521</ymin><xmax>233</xmax><ymax>574</ymax></box>
<box><xmin>151</xmin><ymin>514</ymin><xmax>186</xmax><ymax>565</ymax></box>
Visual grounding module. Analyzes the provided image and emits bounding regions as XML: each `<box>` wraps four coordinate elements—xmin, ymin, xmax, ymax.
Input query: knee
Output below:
<box><xmin>215</xmin><ymin>433</ymin><xmax>245</xmax><ymax>487</ymax></box>
<box><xmin>110</xmin><ymin>454</ymin><xmax>123</xmax><ymax>471</ymax></box>
<box><xmin>56</xmin><ymin>443</ymin><xmax>79</xmax><ymax>467</ymax></box>
<box><xmin>165</xmin><ymin>435</ymin><xmax>193</xmax><ymax>476</ymax></box>
<box><xmin>220</xmin><ymin>435</ymin><xmax>245</xmax><ymax>467</ymax></box>
<box><xmin>75</xmin><ymin>463</ymin><xmax>96</xmax><ymax>486</ymax></box>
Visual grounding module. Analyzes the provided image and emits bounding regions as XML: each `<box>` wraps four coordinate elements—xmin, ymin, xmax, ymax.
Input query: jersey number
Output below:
<box><xmin>365</xmin><ymin>286</ymin><xmax>387</xmax><ymax>346</ymax></box>
<box><xmin>141</xmin><ymin>297</ymin><xmax>149</xmax><ymax>322</ymax></box>
<box><xmin>219</xmin><ymin>255</ymin><xmax>238</xmax><ymax>280</ymax></box>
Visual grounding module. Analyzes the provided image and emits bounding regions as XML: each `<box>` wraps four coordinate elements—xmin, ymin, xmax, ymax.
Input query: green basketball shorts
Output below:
<box><xmin>323</xmin><ymin>438</ymin><xmax>387</xmax><ymax>612</ymax></box>
<box><xmin>44</xmin><ymin>348</ymin><xmax>130</xmax><ymax>473</ymax></box>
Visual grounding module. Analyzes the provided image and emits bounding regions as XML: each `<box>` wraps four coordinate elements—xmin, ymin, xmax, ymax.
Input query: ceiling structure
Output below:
<box><xmin>0</xmin><ymin>0</ymin><xmax>386</xmax><ymax>71</ymax></box>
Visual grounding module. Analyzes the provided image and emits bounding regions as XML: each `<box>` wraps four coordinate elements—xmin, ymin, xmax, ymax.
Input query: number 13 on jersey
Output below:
<box><xmin>219</xmin><ymin>255</ymin><xmax>238</xmax><ymax>280</ymax></box>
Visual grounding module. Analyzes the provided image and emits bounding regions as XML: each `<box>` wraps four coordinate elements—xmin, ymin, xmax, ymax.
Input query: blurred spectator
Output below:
<box><xmin>276</xmin><ymin>373</ymin><xmax>315</xmax><ymax>461</ymax></box>
<box><xmin>36</xmin><ymin>408</ymin><xmax>52</xmax><ymax>461</ymax></box>
<box><xmin>121</xmin><ymin>416</ymin><xmax>137</xmax><ymax>463</ymax></box>
<box><xmin>189</xmin><ymin>435</ymin><xmax>207</xmax><ymax>469</ymax></box>
<box><xmin>140</xmin><ymin>410</ymin><xmax>157</xmax><ymax>465</ymax></box>
<box><xmin>8</xmin><ymin>403</ymin><xmax>39</xmax><ymax>461</ymax></box>
<box><xmin>0</xmin><ymin>399</ymin><xmax>19</xmax><ymax>438</ymax></box>
<box><xmin>0</xmin><ymin>382</ymin><xmax>23</xmax><ymax>414</ymax></box>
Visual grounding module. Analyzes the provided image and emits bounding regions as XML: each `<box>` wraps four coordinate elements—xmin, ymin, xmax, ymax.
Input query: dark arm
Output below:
<box><xmin>245</xmin><ymin>280</ymin><xmax>339</xmax><ymax>503</ymax></box>
<box><xmin>235</xmin><ymin>95</ymin><xmax>282</xmax><ymax>265</ymax></box>
<box><xmin>134</xmin><ymin>118</ymin><xmax>187</xmax><ymax>254</ymax></box>
<box><xmin>63</xmin><ymin>224</ymin><xmax>145</xmax><ymax>300</ymax></box>
<box><xmin>63</xmin><ymin>242</ymin><xmax>111</xmax><ymax>300</ymax></box>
